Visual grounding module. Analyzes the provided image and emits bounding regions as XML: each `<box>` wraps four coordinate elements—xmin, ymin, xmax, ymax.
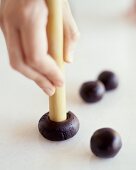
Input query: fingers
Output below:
<box><xmin>1</xmin><ymin>0</ymin><xmax>78</xmax><ymax>97</ymax></box>
<box><xmin>4</xmin><ymin>27</ymin><xmax>55</xmax><ymax>96</ymax></box>
<box><xmin>0</xmin><ymin>0</ymin><xmax>65</xmax><ymax>96</ymax></box>
<box><xmin>0</xmin><ymin>0</ymin><xmax>4</xmax><ymax>30</ymax></box>
<box><xmin>20</xmin><ymin>20</ymin><xmax>64</xmax><ymax>87</ymax></box>
<box><xmin>63</xmin><ymin>0</ymin><xmax>80</xmax><ymax>63</ymax></box>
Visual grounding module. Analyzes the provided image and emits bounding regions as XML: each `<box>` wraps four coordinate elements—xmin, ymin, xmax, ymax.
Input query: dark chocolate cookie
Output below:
<box><xmin>38</xmin><ymin>111</ymin><xmax>80</xmax><ymax>141</ymax></box>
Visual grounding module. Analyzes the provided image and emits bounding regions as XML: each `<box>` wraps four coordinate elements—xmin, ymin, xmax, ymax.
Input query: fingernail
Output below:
<box><xmin>67</xmin><ymin>51</ymin><xmax>74</xmax><ymax>63</ymax></box>
<box><xmin>44</xmin><ymin>88</ymin><xmax>55</xmax><ymax>96</ymax></box>
<box><xmin>67</xmin><ymin>57</ymin><xmax>73</xmax><ymax>63</ymax></box>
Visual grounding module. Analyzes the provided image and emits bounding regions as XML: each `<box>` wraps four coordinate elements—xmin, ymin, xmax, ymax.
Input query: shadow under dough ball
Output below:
<box><xmin>80</xmin><ymin>81</ymin><xmax>105</xmax><ymax>103</ymax></box>
<box><xmin>98</xmin><ymin>71</ymin><xmax>118</xmax><ymax>91</ymax></box>
<box><xmin>90</xmin><ymin>128</ymin><xmax>122</xmax><ymax>158</ymax></box>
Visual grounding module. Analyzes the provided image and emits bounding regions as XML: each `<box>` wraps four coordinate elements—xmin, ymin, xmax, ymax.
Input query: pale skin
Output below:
<box><xmin>127</xmin><ymin>0</ymin><xmax>136</xmax><ymax>19</ymax></box>
<box><xmin>0</xmin><ymin>0</ymin><xmax>79</xmax><ymax>96</ymax></box>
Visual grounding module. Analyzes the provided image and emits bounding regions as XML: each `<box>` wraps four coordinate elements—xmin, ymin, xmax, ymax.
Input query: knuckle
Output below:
<box><xmin>10</xmin><ymin>60</ymin><xmax>21</xmax><ymax>71</ymax></box>
<box><xmin>2</xmin><ymin>7</ymin><xmax>31</xmax><ymax>25</ymax></box>
<box><xmin>19</xmin><ymin>8</ymin><xmax>31</xmax><ymax>22</ymax></box>
<box><xmin>71</xmin><ymin>30</ymin><xmax>80</xmax><ymax>41</ymax></box>
<box><xmin>66</xmin><ymin>27</ymin><xmax>80</xmax><ymax>43</ymax></box>
<box><xmin>35</xmin><ymin>78</ymin><xmax>47</xmax><ymax>89</ymax></box>
<box><xmin>20</xmin><ymin>4</ymin><xmax>47</xmax><ymax>24</ymax></box>
<box><xmin>10</xmin><ymin>61</ymin><xmax>18</xmax><ymax>70</ymax></box>
<box><xmin>14</xmin><ymin>6</ymin><xmax>34</xmax><ymax>24</ymax></box>
<box><xmin>26</xmin><ymin>56</ymin><xmax>41</xmax><ymax>67</ymax></box>
<box><xmin>35</xmin><ymin>79</ymin><xmax>43</xmax><ymax>87</ymax></box>
<box><xmin>1</xmin><ymin>2</ymin><xmax>48</xmax><ymax>26</ymax></box>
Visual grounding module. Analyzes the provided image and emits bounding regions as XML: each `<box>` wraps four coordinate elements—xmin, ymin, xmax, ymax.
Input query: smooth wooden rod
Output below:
<box><xmin>46</xmin><ymin>0</ymin><xmax>67</xmax><ymax>122</ymax></box>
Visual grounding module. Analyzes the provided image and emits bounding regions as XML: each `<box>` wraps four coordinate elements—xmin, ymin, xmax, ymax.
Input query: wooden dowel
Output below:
<box><xmin>46</xmin><ymin>0</ymin><xmax>67</xmax><ymax>122</ymax></box>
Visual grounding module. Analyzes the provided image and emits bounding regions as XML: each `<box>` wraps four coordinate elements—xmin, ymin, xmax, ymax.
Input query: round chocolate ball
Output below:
<box><xmin>98</xmin><ymin>71</ymin><xmax>118</xmax><ymax>91</ymax></box>
<box><xmin>90</xmin><ymin>128</ymin><xmax>122</xmax><ymax>158</ymax></box>
<box><xmin>80</xmin><ymin>81</ymin><xmax>105</xmax><ymax>103</ymax></box>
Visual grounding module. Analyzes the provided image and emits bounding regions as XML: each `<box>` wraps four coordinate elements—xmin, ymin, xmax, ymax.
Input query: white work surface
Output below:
<box><xmin>0</xmin><ymin>17</ymin><xmax>136</xmax><ymax>170</ymax></box>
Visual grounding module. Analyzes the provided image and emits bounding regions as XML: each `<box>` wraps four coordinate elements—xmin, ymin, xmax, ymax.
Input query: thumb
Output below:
<box><xmin>63</xmin><ymin>0</ymin><xmax>80</xmax><ymax>63</ymax></box>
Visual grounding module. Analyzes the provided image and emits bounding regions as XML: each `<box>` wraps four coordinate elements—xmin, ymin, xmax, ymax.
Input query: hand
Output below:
<box><xmin>0</xmin><ymin>0</ymin><xmax>79</xmax><ymax>96</ymax></box>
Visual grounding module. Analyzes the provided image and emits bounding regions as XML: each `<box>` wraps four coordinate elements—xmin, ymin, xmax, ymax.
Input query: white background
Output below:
<box><xmin>0</xmin><ymin>1</ymin><xmax>136</xmax><ymax>170</ymax></box>
<box><xmin>70</xmin><ymin>0</ymin><xmax>133</xmax><ymax>17</ymax></box>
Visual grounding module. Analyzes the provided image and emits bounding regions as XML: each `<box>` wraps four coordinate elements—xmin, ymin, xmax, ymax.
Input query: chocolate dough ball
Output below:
<box><xmin>98</xmin><ymin>71</ymin><xmax>118</xmax><ymax>91</ymax></box>
<box><xmin>90</xmin><ymin>128</ymin><xmax>122</xmax><ymax>158</ymax></box>
<box><xmin>38</xmin><ymin>111</ymin><xmax>80</xmax><ymax>141</ymax></box>
<box><xmin>80</xmin><ymin>81</ymin><xmax>105</xmax><ymax>103</ymax></box>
